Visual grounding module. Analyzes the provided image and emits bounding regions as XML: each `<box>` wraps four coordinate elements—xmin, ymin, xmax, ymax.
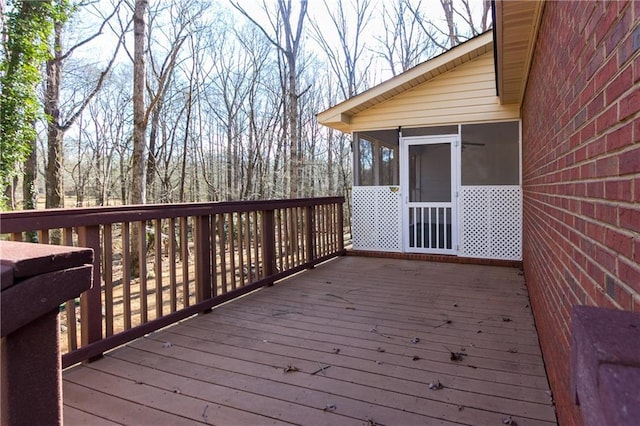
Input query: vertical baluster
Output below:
<box><xmin>436</xmin><ymin>207</ymin><xmax>441</xmax><ymax>249</ymax></box>
<box><xmin>282</xmin><ymin>208</ymin><xmax>289</xmax><ymax>270</ymax></box>
<box><xmin>122</xmin><ymin>222</ymin><xmax>132</xmax><ymax>329</ymax></box>
<box><xmin>38</xmin><ymin>229</ymin><xmax>49</xmax><ymax>244</ymax></box>
<box><xmin>252</xmin><ymin>211</ymin><xmax>260</xmax><ymax>278</ymax></box>
<box><xmin>323</xmin><ymin>204</ymin><xmax>329</xmax><ymax>255</ymax></box>
<box><xmin>244</xmin><ymin>212</ymin><xmax>252</xmax><ymax>282</ymax></box>
<box><xmin>275</xmin><ymin>209</ymin><xmax>283</xmax><ymax>272</ymax></box>
<box><xmin>63</xmin><ymin>228</ymin><xmax>77</xmax><ymax>351</ymax></box>
<box><xmin>228</xmin><ymin>212</ymin><xmax>236</xmax><ymax>291</ymax></box>
<box><xmin>154</xmin><ymin>219</ymin><xmax>163</xmax><ymax>319</ymax></box>
<box><xmin>77</xmin><ymin>225</ymin><xmax>102</xmax><ymax>351</ymax></box>
<box><xmin>103</xmin><ymin>225</ymin><xmax>114</xmax><ymax>337</ymax></box>
<box><xmin>305</xmin><ymin>205</ymin><xmax>314</xmax><ymax>263</ymax></box>
<box><xmin>180</xmin><ymin>217</ymin><xmax>189</xmax><ymax>307</ymax></box>
<box><xmin>218</xmin><ymin>215</ymin><xmax>227</xmax><ymax>295</ymax></box>
<box><xmin>168</xmin><ymin>217</ymin><xmax>177</xmax><ymax>313</ymax></box>
<box><xmin>236</xmin><ymin>212</ymin><xmax>245</xmax><ymax>288</ymax></box>
<box><xmin>138</xmin><ymin>221</ymin><xmax>148</xmax><ymax>323</ymax></box>
<box><xmin>338</xmin><ymin>202</ymin><xmax>345</xmax><ymax>251</ymax></box>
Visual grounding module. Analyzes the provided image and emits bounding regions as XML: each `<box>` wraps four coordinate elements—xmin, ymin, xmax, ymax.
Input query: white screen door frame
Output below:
<box><xmin>400</xmin><ymin>135</ymin><xmax>460</xmax><ymax>254</ymax></box>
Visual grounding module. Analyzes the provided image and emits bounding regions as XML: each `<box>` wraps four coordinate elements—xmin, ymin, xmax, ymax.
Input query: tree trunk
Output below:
<box><xmin>23</xmin><ymin>138</ymin><xmax>37</xmax><ymax>211</ymax></box>
<box><xmin>146</xmin><ymin>106</ymin><xmax>160</xmax><ymax>203</ymax></box>
<box><xmin>131</xmin><ymin>0</ymin><xmax>148</xmax><ymax>205</ymax></box>
<box><xmin>131</xmin><ymin>0</ymin><xmax>149</xmax><ymax>278</ymax></box>
<box><xmin>45</xmin><ymin>21</ymin><xmax>64</xmax><ymax>209</ymax></box>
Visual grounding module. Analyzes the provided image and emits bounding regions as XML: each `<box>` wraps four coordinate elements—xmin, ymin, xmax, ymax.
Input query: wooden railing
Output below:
<box><xmin>0</xmin><ymin>197</ymin><xmax>345</xmax><ymax>368</ymax></box>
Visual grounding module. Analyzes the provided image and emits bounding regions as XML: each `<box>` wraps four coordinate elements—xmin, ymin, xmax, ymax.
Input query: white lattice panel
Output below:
<box><xmin>460</xmin><ymin>186</ymin><xmax>522</xmax><ymax>260</ymax></box>
<box><xmin>352</xmin><ymin>186</ymin><xmax>402</xmax><ymax>252</ymax></box>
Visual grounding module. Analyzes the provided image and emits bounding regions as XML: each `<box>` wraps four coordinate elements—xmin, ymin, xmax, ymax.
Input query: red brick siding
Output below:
<box><xmin>521</xmin><ymin>1</ymin><xmax>639</xmax><ymax>425</ymax></box>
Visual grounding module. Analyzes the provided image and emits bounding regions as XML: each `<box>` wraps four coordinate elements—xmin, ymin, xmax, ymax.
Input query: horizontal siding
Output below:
<box><xmin>351</xmin><ymin>52</ymin><xmax>520</xmax><ymax>131</ymax></box>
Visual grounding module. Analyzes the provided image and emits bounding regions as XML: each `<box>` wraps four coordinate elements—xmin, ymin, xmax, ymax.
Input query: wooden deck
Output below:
<box><xmin>62</xmin><ymin>256</ymin><xmax>557</xmax><ymax>425</ymax></box>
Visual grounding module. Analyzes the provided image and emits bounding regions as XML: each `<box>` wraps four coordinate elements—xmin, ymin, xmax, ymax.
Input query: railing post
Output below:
<box><xmin>194</xmin><ymin>215</ymin><xmax>212</xmax><ymax>305</ymax></box>
<box><xmin>77</xmin><ymin>225</ymin><xmax>102</xmax><ymax>350</ymax></box>
<box><xmin>1</xmin><ymin>242</ymin><xmax>92</xmax><ymax>426</ymax></box>
<box><xmin>261</xmin><ymin>209</ymin><xmax>275</xmax><ymax>284</ymax></box>
<box><xmin>305</xmin><ymin>205</ymin><xmax>315</xmax><ymax>265</ymax></box>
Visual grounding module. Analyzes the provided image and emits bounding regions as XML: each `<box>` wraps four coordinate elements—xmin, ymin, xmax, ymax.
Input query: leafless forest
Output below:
<box><xmin>2</xmin><ymin>0</ymin><xmax>490</xmax><ymax>210</ymax></box>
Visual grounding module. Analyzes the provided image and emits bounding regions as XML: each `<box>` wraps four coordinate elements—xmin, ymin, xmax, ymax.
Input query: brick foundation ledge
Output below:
<box><xmin>571</xmin><ymin>305</ymin><xmax>640</xmax><ymax>426</ymax></box>
<box><xmin>346</xmin><ymin>249</ymin><xmax>523</xmax><ymax>268</ymax></box>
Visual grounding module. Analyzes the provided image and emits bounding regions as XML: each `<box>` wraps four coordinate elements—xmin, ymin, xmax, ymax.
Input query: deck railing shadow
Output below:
<box><xmin>0</xmin><ymin>197</ymin><xmax>345</xmax><ymax>368</ymax></box>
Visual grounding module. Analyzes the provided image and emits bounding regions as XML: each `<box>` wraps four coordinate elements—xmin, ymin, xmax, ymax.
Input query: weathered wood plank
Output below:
<box><xmin>63</xmin><ymin>257</ymin><xmax>557</xmax><ymax>426</ymax></box>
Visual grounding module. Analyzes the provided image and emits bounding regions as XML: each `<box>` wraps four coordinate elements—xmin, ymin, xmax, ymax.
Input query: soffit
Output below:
<box><xmin>494</xmin><ymin>0</ymin><xmax>545</xmax><ymax>105</ymax></box>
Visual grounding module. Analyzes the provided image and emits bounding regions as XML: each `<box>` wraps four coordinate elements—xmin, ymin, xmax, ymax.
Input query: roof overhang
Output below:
<box><xmin>494</xmin><ymin>0</ymin><xmax>545</xmax><ymax>105</ymax></box>
<box><xmin>317</xmin><ymin>31</ymin><xmax>494</xmax><ymax>133</ymax></box>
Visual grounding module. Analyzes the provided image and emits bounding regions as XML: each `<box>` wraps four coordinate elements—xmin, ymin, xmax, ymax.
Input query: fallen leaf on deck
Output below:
<box><xmin>376</xmin><ymin>347</ymin><xmax>385</xmax><ymax>352</ymax></box>
<box><xmin>467</xmin><ymin>364</ymin><xmax>478</xmax><ymax>369</ymax></box>
<box><xmin>476</xmin><ymin>330</ymin><xmax>482</xmax><ymax>334</ymax></box>
<box><xmin>411</xmin><ymin>337</ymin><xmax>420</xmax><ymax>344</ymax></box>
<box><xmin>324</xmin><ymin>403</ymin><xmax>337</xmax><ymax>412</ymax></box>
<box><xmin>365</xmin><ymin>417</ymin><xmax>385</xmax><ymax>426</ymax></box>
<box><xmin>345</xmin><ymin>306</ymin><xmax>356</xmax><ymax>310</ymax></box>
<box><xmin>502</xmin><ymin>317</ymin><xmax>512</xmax><ymax>322</ymax></box>
<box><xmin>202</xmin><ymin>404</ymin><xmax>209</xmax><ymax>420</ymax></box>
<box><xmin>375</xmin><ymin>360</ymin><xmax>383</xmax><ymax>365</ymax></box>
<box><xmin>283</xmin><ymin>365</ymin><xmax>300</xmax><ymax>373</ymax></box>
<box><xmin>428</xmin><ymin>380</ymin><xmax>444</xmax><ymax>390</ymax></box>
<box><xmin>162</xmin><ymin>342</ymin><xmax>173</xmax><ymax>348</ymax></box>
<box><xmin>450</xmin><ymin>352</ymin><xmax>465</xmax><ymax>362</ymax></box>
<box><xmin>458</xmin><ymin>405</ymin><xmax>464</xmax><ymax>411</ymax></box>
<box><xmin>332</xmin><ymin>348</ymin><xmax>341</xmax><ymax>354</ymax></box>
<box><xmin>502</xmin><ymin>416</ymin><xmax>517</xmax><ymax>425</ymax></box>
<box><xmin>507</xmin><ymin>348</ymin><xmax>518</xmax><ymax>353</ymax></box>
<box><xmin>412</xmin><ymin>355</ymin><xmax>421</xmax><ymax>361</ymax></box>
<box><xmin>453</xmin><ymin>303</ymin><xmax>458</xmax><ymax>307</ymax></box>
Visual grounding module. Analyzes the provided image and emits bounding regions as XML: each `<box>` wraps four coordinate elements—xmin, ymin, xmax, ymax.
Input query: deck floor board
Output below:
<box><xmin>63</xmin><ymin>256</ymin><xmax>557</xmax><ymax>425</ymax></box>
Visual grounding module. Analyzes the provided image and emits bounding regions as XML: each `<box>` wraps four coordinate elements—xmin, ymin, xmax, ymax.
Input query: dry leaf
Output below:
<box><xmin>507</xmin><ymin>348</ymin><xmax>518</xmax><ymax>353</ymax></box>
<box><xmin>376</xmin><ymin>347</ymin><xmax>385</xmax><ymax>353</ymax></box>
<box><xmin>162</xmin><ymin>342</ymin><xmax>173</xmax><ymax>348</ymax></box>
<box><xmin>324</xmin><ymin>403</ymin><xmax>337</xmax><ymax>412</ymax></box>
<box><xmin>412</xmin><ymin>355</ymin><xmax>421</xmax><ymax>361</ymax></box>
<box><xmin>502</xmin><ymin>317</ymin><xmax>512</xmax><ymax>322</ymax></box>
<box><xmin>502</xmin><ymin>417</ymin><xmax>517</xmax><ymax>425</ymax></box>
<box><xmin>332</xmin><ymin>348</ymin><xmax>341</xmax><ymax>354</ymax></box>
<box><xmin>450</xmin><ymin>352</ymin><xmax>465</xmax><ymax>362</ymax></box>
<box><xmin>428</xmin><ymin>380</ymin><xmax>443</xmax><ymax>390</ymax></box>
<box><xmin>283</xmin><ymin>365</ymin><xmax>300</xmax><ymax>373</ymax></box>
<box><xmin>411</xmin><ymin>337</ymin><xmax>420</xmax><ymax>344</ymax></box>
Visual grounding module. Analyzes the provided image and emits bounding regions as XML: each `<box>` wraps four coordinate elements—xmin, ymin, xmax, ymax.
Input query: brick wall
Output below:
<box><xmin>521</xmin><ymin>1</ymin><xmax>639</xmax><ymax>425</ymax></box>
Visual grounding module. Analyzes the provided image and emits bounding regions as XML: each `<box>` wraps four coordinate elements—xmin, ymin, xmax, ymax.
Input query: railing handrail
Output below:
<box><xmin>0</xmin><ymin>196</ymin><xmax>344</xmax><ymax>233</ymax></box>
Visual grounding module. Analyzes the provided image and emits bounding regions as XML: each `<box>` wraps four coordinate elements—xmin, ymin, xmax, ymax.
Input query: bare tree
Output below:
<box><xmin>309</xmin><ymin>0</ymin><xmax>373</xmax><ymax>100</ymax></box>
<box><xmin>44</xmin><ymin>2</ymin><xmax>125</xmax><ymax>209</ymax></box>
<box><xmin>231</xmin><ymin>0</ymin><xmax>308</xmax><ymax>198</ymax></box>
<box><xmin>375</xmin><ymin>0</ymin><xmax>446</xmax><ymax>75</ymax></box>
<box><xmin>131</xmin><ymin>0</ymin><xmax>148</xmax><ymax>204</ymax></box>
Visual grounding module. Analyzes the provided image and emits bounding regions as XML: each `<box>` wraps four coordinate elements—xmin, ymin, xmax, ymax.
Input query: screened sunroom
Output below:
<box><xmin>318</xmin><ymin>32</ymin><xmax>523</xmax><ymax>261</ymax></box>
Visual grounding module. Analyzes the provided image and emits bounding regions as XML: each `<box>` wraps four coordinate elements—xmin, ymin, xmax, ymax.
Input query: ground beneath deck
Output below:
<box><xmin>63</xmin><ymin>256</ymin><xmax>557</xmax><ymax>425</ymax></box>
